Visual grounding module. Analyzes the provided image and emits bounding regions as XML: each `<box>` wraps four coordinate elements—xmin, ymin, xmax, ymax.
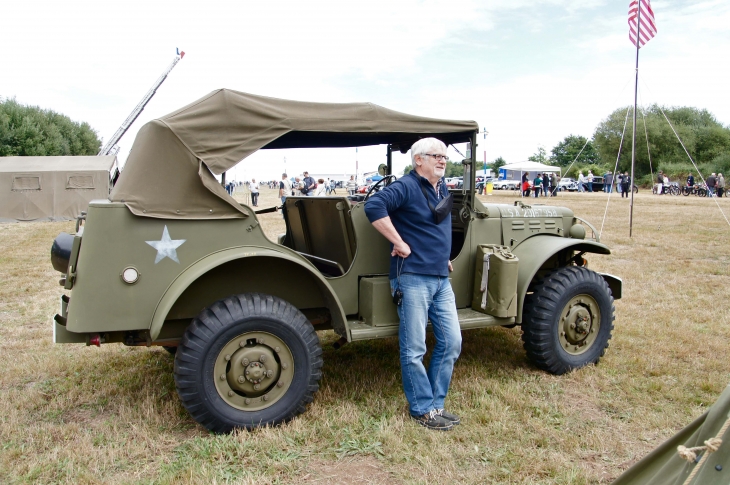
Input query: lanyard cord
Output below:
<box><xmin>397</xmin><ymin>255</ymin><xmax>404</xmax><ymax>287</ymax></box>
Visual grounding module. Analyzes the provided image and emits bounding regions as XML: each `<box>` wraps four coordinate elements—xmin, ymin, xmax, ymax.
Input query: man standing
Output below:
<box><xmin>250</xmin><ymin>178</ymin><xmax>259</xmax><ymax>207</ymax></box>
<box><xmin>656</xmin><ymin>171</ymin><xmax>664</xmax><ymax>195</ymax></box>
<box><xmin>302</xmin><ymin>171</ymin><xmax>316</xmax><ymax>197</ymax></box>
<box><xmin>717</xmin><ymin>173</ymin><xmax>725</xmax><ymax>198</ymax></box>
<box><xmin>586</xmin><ymin>170</ymin><xmax>594</xmax><ymax>193</ymax></box>
<box><xmin>346</xmin><ymin>175</ymin><xmax>357</xmax><ymax>196</ymax></box>
<box><xmin>621</xmin><ymin>171</ymin><xmax>630</xmax><ymax>198</ymax></box>
<box><xmin>707</xmin><ymin>173</ymin><xmax>717</xmax><ymax>196</ymax></box>
<box><xmin>605</xmin><ymin>171</ymin><xmax>613</xmax><ymax>194</ymax></box>
<box><xmin>550</xmin><ymin>173</ymin><xmax>558</xmax><ymax>196</ymax></box>
<box><xmin>364</xmin><ymin>138</ymin><xmax>462</xmax><ymax>431</ymax></box>
<box><xmin>293</xmin><ymin>177</ymin><xmax>302</xmax><ymax>196</ymax></box>
<box><xmin>577</xmin><ymin>172</ymin><xmax>586</xmax><ymax>193</ymax></box>
<box><xmin>279</xmin><ymin>173</ymin><xmax>292</xmax><ymax>216</ymax></box>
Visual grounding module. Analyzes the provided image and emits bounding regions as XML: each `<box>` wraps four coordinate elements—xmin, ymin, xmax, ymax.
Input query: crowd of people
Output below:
<box><xmin>233</xmin><ymin>170</ymin><xmax>726</xmax><ymax>205</ymax></box>
<box><xmin>521</xmin><ymin>172</ymin><xmax>559</xmax><ymax>197</ymax></box>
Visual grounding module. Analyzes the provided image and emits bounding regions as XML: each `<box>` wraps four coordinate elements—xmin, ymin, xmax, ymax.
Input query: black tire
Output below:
<box><xmin>699</xmin><ymin>188</ymin><xmax>707</xmax><ymax>197</ymax></box>
<box><xmin>521</xmin><ymin>266</ymin><xmax>614</xmax><ymax>375</ymax></box>
<box><xmin>174</xmin><ymin>293</ymin><xmax>323</xmax><ymax>433</ymax></box>
<box><xmin>163</xmin><ymin>346</ymin><xmax>177</xmax><ymax>355</ymax></box>
<box><xmin>682</xmin><ymin>186</ymin><xmax>691</xmax><ymax>196</ymax></box>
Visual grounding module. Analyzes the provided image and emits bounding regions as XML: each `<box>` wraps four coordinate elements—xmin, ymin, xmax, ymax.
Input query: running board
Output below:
<box><xmin>347</xmin><ymin>308</ymin><xmax>516</xmax><ymax>342</ymax></box>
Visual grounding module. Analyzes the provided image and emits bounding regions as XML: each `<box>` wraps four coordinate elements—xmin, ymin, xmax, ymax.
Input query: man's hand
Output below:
<box><xmin>448</xmin><ymin>260</ymin><xmax>453</xmax><ymax>272</ymax></box>
<box><xmin>391</xmin><ymin>240</ymin><xmax>411</xmax><ymax>258</ymax></box>
<box><xmin>372</xmin><ymin>217</ymin><xmax>411</xmax><ymax>259</ymax></box>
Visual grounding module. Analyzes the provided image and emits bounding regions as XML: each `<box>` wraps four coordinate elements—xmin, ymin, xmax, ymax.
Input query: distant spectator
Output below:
<box><xmin>550</xmin><ymin>173</ymin><xmax>558</xmax><ymax>196</ymax></box>
<box><xmin>686</xmin><ymin>174</ymin><xmax>695</xmax><ymax>187</ymax></box>
<box><xmin>707</xmin><ymin>173</ymin><xmax>717</xmax><ymax>196</ymax></box>
<box><xmin>717</xmin><ymin>173</ymin><xmax>725</xmax><ymax>198</ymax></box>
<box><xmin>533</xmin><ymin>173</ymin><xmax>542</xmax><ymax>198</ymax></box>
<box><xmin>292</xmin><ymin>177</ymin><xmax>302</xmax><ymax>196</ymax></box>
<box><xmin>522</xmin><ymin>172</ymin><xmax>530</xmax><ymax>197</ymax></box>
<box><xmin>302</xmin><ymin>171</ymin><xmax>316</xmax><ymax>196</ymax></box>
<box><xmin>621</xmin><ymin>171</ymin><xmax>630</xmax><ymax>198</ymax></box>
<box><xmin>577</xmin><ymin>171</ymin><xmax>586</xmax><ymax>193</ymax></box>
<box><xmin>586</xmin><ymin>170</ymin><xmax>594</xmax><ymax>192</ymax></box>
<box><xmin>279</xmin><ymin>173</ymin><xmax>292</xmax><ymax>217</ymax></box>
<box><xmin>250</xmin><ymin>178</ymin><xmax>259</xmax><ymax>207</ymax></box>
<box><xmin>655</xmin><ymin>171</ymin><xmax>664</xmax><ymax>195</ymax></box>
<box><xmin>314</xmin><ymin>178</ymin><xmax>328</xmax><ymax>196</ymax></box>
<box><xmin>346</xmin><ymin>175</ymin><xmax>357</xmax><ymax>195</ymax></box>
<box><xmin>605</xmin><ymin>171</ymin><xmax>613</xmax><ymax>194</ymax></box>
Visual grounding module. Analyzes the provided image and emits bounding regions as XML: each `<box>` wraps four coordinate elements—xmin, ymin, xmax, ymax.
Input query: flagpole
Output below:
<box><xmin>629</xmin><ymin>0</ymin><xmax>642</xmax><ymax>237</ymax></box>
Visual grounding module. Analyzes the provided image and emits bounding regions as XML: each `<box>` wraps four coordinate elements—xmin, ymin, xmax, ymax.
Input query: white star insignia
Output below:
<box><xmin>146</xmin><ymin>226</ymin><xmax>186</xmax><ymax>264</ymax></box>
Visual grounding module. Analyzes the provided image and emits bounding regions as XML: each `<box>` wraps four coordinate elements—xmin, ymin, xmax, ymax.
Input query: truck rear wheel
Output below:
<box><xmin>174</xmin><ymin>293</ymin><xmax>322</xmax><ymax>433</ymax></box>
<box><xmin>521</xmin><ymin>266</ymin><xmax>614</xmax><ymax>375</ymax></box>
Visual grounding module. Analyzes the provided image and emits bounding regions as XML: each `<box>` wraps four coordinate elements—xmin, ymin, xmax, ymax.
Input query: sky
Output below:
<box><xmin>3</xmin><ymin>0</ymin><xmax>729</xmax><ymax>182</ymax></box>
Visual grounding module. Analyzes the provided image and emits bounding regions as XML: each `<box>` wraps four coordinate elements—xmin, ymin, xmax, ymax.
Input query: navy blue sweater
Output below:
<box><xmin>364</xmin><ymin>171</ymin><xmax>451</xmax><ymax>279</ymax></box>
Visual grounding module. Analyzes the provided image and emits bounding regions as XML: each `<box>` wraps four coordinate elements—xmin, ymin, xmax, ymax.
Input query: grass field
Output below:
<box><xmin>1</xmin><ymin>187</ymin><xmax>729</xmax><ymax>484</ymax></box>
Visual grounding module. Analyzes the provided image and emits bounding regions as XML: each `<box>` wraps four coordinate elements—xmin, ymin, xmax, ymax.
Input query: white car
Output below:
<box><xmin>558</xmin><ymin>177</ymin><xmax>578</xmax><ymax>191</ymax></box>
<box><xmin>492</xmin><ymin>179</ymin><xmax>519</xmax><ymax>190</ymax></box>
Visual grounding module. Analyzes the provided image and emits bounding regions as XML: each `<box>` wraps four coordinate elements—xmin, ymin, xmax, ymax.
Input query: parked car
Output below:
<box><xmin>558</xmin><ymin>177</ymin><xmax>578</xmax><ymax>191</ymax></box>
<box><xmin>492</xmin><ymin>179</ymin><xmax>519</xmax><ymax>190</ymax></box>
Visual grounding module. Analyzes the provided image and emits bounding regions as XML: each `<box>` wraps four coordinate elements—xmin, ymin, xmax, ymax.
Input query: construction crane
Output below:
<box><xmin>98</xmin><ymin>48</ymin><xmax>185</xmax><ymax>157</ymax></box>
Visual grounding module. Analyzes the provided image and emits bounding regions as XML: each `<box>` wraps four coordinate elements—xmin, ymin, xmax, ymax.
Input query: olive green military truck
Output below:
<box><xmin>50</xmin><ymin>89</ymin><xmax>622</xmax><ymax>433</ymax></box>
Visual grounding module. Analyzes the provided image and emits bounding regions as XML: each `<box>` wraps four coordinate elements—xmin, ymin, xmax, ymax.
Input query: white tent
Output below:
<box><xmin>499</xmin><ymin>161</ymin><xmax>561</xmax><ymax>181</ymax></box>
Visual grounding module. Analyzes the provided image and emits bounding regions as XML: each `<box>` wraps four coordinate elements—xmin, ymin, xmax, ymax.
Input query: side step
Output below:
<box><xmin>348</xmin><ymin>308</ymin><xmax>516</xmax><ymax>342</ymax></box>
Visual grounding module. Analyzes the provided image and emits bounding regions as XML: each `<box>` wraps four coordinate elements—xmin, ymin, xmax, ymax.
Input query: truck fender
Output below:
<box><xmin>148</xmin><ymin>246</ymin><xmax>347</xmax><ymax>340</ymax></box>
<box><xmin>511</xmin><ymin>235</ymin><xmax>613</xmax><ymax>323</ymax></box>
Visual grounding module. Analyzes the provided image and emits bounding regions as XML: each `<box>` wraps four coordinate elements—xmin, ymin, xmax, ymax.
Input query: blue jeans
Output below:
<box><xmin>390</xmin><ymin>274</ymin><xmax>462</xmax><ymax>416</ymax></box>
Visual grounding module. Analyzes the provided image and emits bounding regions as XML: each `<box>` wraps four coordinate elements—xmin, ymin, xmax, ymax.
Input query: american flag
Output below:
<box><xmin>628</xmin><ymin>0</ymin><xmax>657</xmax><ymax>48</ymax></box>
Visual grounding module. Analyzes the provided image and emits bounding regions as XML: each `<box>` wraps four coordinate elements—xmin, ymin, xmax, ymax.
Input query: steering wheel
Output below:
<box><xmin>364</xmin><ymin>175</ymin><xmax>396</xmax><ymax>200</ymax></box>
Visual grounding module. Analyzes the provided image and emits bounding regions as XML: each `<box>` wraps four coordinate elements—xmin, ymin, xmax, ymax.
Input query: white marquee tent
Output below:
<box><xmin>498</xmin><ymin>161</ymin><xmax>561</xmax><ymax>181</ymax></box>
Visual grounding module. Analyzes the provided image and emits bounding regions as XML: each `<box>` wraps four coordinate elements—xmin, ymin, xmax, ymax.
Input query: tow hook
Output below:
<box><xmin>87</xmin><ymin>333</ymin><xmax>103</xmax><ymax>347</ymax></box>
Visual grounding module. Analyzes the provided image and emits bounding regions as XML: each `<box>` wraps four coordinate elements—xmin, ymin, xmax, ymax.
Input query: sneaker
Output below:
<box><xmin>436</xmin><ymin>409</ymin><xmax>461</xmax><ymax>425</ymax></box>
<box><xmin>410</xmin><ymin>410</ymin><xmax>454</xmax><ymax>431</ymax></box>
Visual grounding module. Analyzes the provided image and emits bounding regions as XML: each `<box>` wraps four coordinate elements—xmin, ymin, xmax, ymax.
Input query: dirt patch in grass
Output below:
<box><xmin>301</xmin><ymin>456</ymin><xmax>396</xmax><ymax>484</ymax></box>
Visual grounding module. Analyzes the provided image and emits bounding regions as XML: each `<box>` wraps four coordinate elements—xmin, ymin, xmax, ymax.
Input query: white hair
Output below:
<box><xmin>410</xmin><ymin>138</ymin><xmax>447</xmax><ymax>164</ymax></box>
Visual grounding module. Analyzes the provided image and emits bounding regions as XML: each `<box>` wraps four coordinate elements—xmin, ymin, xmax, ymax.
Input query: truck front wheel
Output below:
<box><xmin>174</xmin><ymin>293</ymin><xmax>322</xmax><ymax>433</ymax></box>
<box><xmin>521</xmin><ymin>266</ymin><xmax>614</xmax><ymax>375</ymax></box>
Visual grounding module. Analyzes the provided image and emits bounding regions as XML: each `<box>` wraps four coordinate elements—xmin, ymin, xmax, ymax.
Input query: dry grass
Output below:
<box><xmin>1</xmin><ymin>187</ymin><xmax>729</xmax><ymax>484</ymax></box>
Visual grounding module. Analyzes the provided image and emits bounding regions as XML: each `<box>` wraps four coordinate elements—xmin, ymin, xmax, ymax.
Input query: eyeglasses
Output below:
<box><xmin>421</xmin><ymin>153</ymin><xmax>450</xmax><ymax>162</ymax></box>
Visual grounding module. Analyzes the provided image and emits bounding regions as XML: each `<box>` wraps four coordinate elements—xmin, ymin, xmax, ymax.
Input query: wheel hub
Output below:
<box><xmin>559</xmin><ymin>296</ymin><xmax>600</xmax><ymax>355</ymax></box>
<box><xmin>214</xmin><ymin>331</ymin><xmax>294</xmax><ymax>411</ymax></box>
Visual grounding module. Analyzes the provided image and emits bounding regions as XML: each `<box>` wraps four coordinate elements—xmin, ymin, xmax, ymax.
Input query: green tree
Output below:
<box><xmin>0</xmin><ymin>97</ymin><xmax>101</xmax><ymax>156</ymax></box>
<box><xmin>444</xmin><ymin>161</ymin><xmax>463</xmax><ymax>178</ymax></box>
<box><xmin>528</xmin><ymin>146</ymin><xmax>548</xmax><ymax>164</ymax></box>
<box><xmin>550</xmin><ymin>135</ymin><xmax>599</xmax><ymax>167</ymax></box>
<box><xmin>592</xmin><ymin>105</ymin><xmax>730</xmax><ymax>179</ymax></box>
<box><xmin>491</xmin><ymin>156</ymin><xmax>506</xmax><ymax>171</ymax></box>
